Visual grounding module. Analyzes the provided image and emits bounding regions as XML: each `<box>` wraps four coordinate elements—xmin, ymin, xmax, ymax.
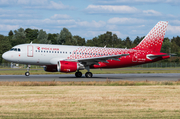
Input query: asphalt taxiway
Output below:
<box><xmin>0</xmin><ymin>73</ymin><xmax>180</xmax><ymax>82</ymax></box>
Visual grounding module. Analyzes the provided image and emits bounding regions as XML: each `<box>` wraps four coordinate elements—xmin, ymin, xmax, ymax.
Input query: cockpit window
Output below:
<box><xmin>14</xmin><ymin>48</ymin><xmax>17</xmax><ymax>51</ymax></box>
<box><xmin>10</xmin><ymin>48</ymin><xmax>14</xmax><ymax>51</ymax></box>
<box><xmin>18</xmin><ymin>48</ymin><xmax>21</xmax><ymax>51</ymax></box>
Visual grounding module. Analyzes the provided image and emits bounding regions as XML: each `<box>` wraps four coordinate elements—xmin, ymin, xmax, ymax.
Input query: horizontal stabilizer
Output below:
<box><xmin>169</xmin><ymin>53</ymin><xmax>177</xmax><ymax>57</ymax></box>
<box><xmin>146</xmin><ymin>53</ymin><xmax>170</xmax><ymax>60</ymax></box>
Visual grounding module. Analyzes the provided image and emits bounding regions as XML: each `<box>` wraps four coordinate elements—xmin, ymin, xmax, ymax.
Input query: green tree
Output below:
<box><xmin>57</xmin><ymin>28</ymin><xmax>72</xmax><ymax>45</ymax></box>
<box><xmin>48</xmin><ymin>33</ymin><xmax>57</xmax><ymax>44</ymax></box>
<box><xmin>113</xmin><ymin>38</ymin><xmax>123</xmax><ymax>48</ymax></box>
<box><xmin>8</xmin><ymin>30</ymin><xmax>13</xmax><ymax>37</ymax></box>
<box><xmin>0</xmin><ymin>35</ymin><xmax>12</xmax><ymax>63</ymax></box>
<box><xmin>12</xmin><ymin>28</ymin><xmax>27</xmax><ymax>46</ymax></box>
<box><xmin>171</xmin><ymin>41</ymin><xmax>179</xmax><ymax>54</ymax></box>
<box><xmin>104</xmin><ymin>31</ymin><xmax>113</xmax><ymax>47</ymax></box>
<box><xmin>86</xmin><ymin>39</ymin><xmax>94</xmax><ymax>46</ymax></box>
<box><xmin>92</xmin><ymin>37</ymin><xmax>99</xmax><ymax>47</ymax></box>
<box><xmin>161</xmin><ymin>38</ymin><xmax>171</xmax><ymax>53</ymax></box>
<box><xmin>37</xmin><ymin>30</ymin><xmax>51</xmax><ymax>44</ymax></box>
<box><xmin>123</xmin><ymin>37</ymin><xmax>132</xmax><ymax>48</ymax></box>
<box><xmin>25</xmin><ymin>28</ymin><xmax>38</xmax><ymax>42</ymax></box>
<box><xmin>171</xmin><ymin>36</ymin><xmax>180</xmax><ymax>47</ymax></box>
<box><xmin>73</xmin><ymin>35</ymin><xmax>86</xmax><ymax>46</ymax></box>
<box><xmin>64</xmin><ymin>35</ymin><xmax>76</xmax><ymax>45</ymax></box>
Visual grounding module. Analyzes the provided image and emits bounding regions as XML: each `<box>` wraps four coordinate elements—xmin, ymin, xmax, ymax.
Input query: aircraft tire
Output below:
<box><xmin>75</xmin><ymin>72</ymin><xmax>82</xmax><ymax>77</ymax></box>
<box><xmin>85</xmin><ymin>72</ymin><xmax>93</xmax><ymax>78</ymax></box>
<box><xmin>25</xmin><ymin>72</ymin><xmax>30</xmax><ymax>76</ymax></box>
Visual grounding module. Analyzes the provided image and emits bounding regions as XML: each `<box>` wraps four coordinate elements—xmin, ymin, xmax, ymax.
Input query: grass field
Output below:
<box><xmin>0</xmin><ymin>86</ymin><xmax>180</xmax><ymax>118</ymax></box>
<box><xmin>0</xmin><ymin>67</ymin><xmax>180</xmax><ymax>118</ymax></box>
<box><xmin>1</xmin><ymin>67</ymin><xmax>180</xmax><ymax>75</ymax></box>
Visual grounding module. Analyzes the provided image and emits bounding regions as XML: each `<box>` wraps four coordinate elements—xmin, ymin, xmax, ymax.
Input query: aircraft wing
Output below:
<box><xmin>68</xmin><ymin>54</ymin><xmax>129</xmax><ymax>65</ymax></box>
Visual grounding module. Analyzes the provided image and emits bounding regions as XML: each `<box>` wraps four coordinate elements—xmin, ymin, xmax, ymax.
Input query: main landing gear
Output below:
<box><xmin>75</xmin><ymin>71</ymin><xmax>93</xmax><ymax>78</ymax></box>
<box><xmin>25</xmin><ymin>65</ymin><xmax>31</xmax><ymax>76</ymax></box>
<box><xmin>75</xmin><ymin>66</ymin><xmax>93</xmax><ymax>78</ymax></box>
<box><xmin>85</xmin><ymin>72</ymin><xmax>93</xmax><ymax>78</ymax></box>
<box><xmin>75</xmin><ymin>71</ymin><xmax>82</xmax><ymax>77</ymax></box>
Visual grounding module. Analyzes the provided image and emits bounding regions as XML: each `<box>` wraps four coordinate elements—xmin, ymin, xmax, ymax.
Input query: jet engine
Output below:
<box><xmin>57</xmin><ymin>61</ymin><xmax>84</xmax><ymax>73</ymax></box>
<box><xmin>44</xmin><ymin>65</ymin><xmax>57</xmax><ymax>72</ymax></box>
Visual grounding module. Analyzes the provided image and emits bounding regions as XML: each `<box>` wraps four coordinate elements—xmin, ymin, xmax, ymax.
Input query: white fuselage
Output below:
<box><xmin>2</xmin><ymin>44</ymin><xmax>127</xmax><ymax>66</ymax></box>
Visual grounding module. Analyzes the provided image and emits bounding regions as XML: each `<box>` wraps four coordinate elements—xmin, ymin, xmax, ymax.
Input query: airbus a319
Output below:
<box><xmin>2</xmin><ymin>21</ymin><xmax>171</xmax><ymax>78</ymax></box>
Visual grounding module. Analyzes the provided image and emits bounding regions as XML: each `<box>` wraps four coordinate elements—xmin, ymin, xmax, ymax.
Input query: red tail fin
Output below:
<box><xmin>133</xmin><ymin>21</ymin><xmax>168</xmax><ymax>52</ymax></box>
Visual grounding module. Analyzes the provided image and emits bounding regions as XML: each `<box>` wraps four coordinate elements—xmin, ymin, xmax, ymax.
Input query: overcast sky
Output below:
<box><xmin>0</xmin><ymin>0</ymin><xmax>180</xmax><ymax>40</ymax></box>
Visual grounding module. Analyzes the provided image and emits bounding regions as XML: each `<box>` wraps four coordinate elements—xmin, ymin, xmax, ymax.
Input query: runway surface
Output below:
<box><xmin>0</xmin><ymin>73</ymin><xmax>180</xmax><ymax>82</ymax></box>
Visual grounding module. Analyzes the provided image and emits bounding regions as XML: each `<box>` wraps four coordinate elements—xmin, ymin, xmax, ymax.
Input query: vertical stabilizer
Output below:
<box><xmin>133</xmin><ymin>21</ymin><xmax>168</xmax><ymax>52</ymax></box>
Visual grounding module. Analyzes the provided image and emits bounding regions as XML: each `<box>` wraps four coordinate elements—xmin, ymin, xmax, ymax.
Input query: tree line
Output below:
<box><xmin>0</xmin><ymin>27</ymin><xmax>180</xmax><ymax>63</ymax></box>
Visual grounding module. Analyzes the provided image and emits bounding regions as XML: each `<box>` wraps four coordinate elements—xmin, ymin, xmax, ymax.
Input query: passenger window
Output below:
<box><xmin>60</xmin><ymin>51</ymin><xmax>62</xmax><ymax>53</ymax></box>
<box><xmin>44</xmin><ymin>51</ymin><xmax>45</xmax><ymax>53</ymax></box>
<box><xmin>55</xmin><ymin>51</ymin><xmax>56</xmax><ymax>53</ymax></box>
<box><xmin>57</xmin><ymin>51</ymin><xmax>59</xmax><ymax>53</ymax></box>
<box><xmin>49</xmin><ymin>51</ymin><xmax>51</xmax><ymax>53</ymax></box>
<box><xmin>66</xmin><ymin>52</ymin><xmax>67</xmax><ymax>54</ymax></box>
<box><xmin>70</xmin><ymin>52</ymin><xmax>71</xmax><ymax>54</ymax></box>
<box><xmin>47</xmin><ymin>51</ymin><xmax>48</xmax><ymax>53</ymax></box>
<box><xmin>52</xmin><ymin>51</ymin><xmax>54</xmax><ymax>53</ymax></box>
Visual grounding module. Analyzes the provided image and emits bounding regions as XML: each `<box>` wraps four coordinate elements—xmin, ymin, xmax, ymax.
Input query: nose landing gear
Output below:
<box><xmin>25</xmin><ymin>65</ymin><xmax>31</xmax><ymax>76</ymax></box>
<box><xmin>25</xmin><ymin>72</ymin><xmax>30</xmax><ymax>76</ymax></box>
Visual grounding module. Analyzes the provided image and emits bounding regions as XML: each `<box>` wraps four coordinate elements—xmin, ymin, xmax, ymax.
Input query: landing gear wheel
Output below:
<box><xmin>85</xmin><ymin>72</ymin><xmax>93</xmax><ymax>78</ymax></box>
<box><xmin>25</xmin><ymin>72</ymin><xmax>30</xmax><ymax>76</ymax></box>
<box><xmin>75</xmin><ymin>72</ymin><xmax>82</xmax><ymax>77</ymax></box>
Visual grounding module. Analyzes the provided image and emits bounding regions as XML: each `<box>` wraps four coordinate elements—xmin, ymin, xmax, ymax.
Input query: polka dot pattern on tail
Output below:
<box><xmin>133</xmin><ymin>21</ymin><xmax>168</xmax><ymax>52</ymax></box>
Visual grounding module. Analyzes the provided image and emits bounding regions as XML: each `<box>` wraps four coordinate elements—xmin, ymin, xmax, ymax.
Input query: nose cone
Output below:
<box><xmin>2</xmin><ymin>52</ymin><xmax>9</xmax><ymax>61</ymax></box>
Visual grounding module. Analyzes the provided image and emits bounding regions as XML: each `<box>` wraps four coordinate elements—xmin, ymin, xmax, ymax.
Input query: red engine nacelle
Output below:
<box><xmin>57</xmin><ymin>61</ymin><xmax>80</xmax><ymax>73</ymax></box>
<box><xmin>44</xmin><ymin>65</ymin><xmax>57</xmax><ymax>72</ymax></box>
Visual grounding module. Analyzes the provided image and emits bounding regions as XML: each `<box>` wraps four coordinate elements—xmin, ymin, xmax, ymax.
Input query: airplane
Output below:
<box><xmin>2</xmin><ymin>21</ymin><xmax>171</xmax><ymax>78</ymax></box>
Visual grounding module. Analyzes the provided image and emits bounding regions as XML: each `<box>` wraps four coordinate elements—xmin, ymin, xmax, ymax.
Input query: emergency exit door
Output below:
<box><xmin>27</xmin><ymin>45</ymin><xmax>33</xmax><ymax>57</ymax></box>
